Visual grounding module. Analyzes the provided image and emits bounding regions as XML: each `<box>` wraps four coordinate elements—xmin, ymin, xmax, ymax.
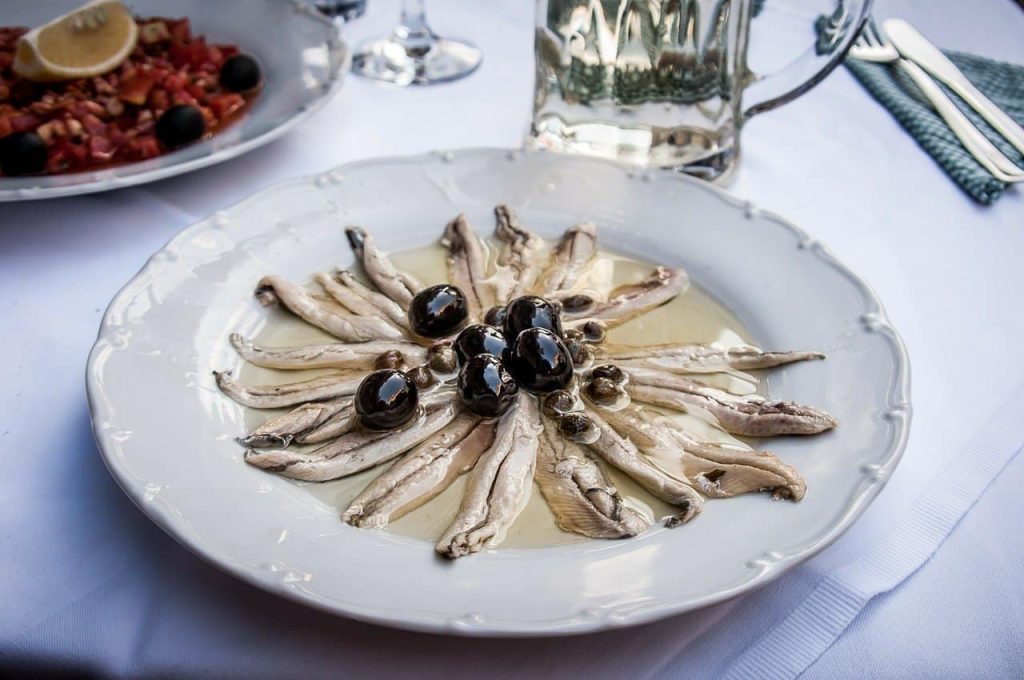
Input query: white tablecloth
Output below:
<box><xmin>2</xmin><ymin>1</ymin><xmax>1023</xmax><ymax>677</ymax></box>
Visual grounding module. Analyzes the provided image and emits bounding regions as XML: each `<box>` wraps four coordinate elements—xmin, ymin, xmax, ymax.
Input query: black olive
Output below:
<box><xmin>454</xmin><ymin>324</ymin><xmax>508</xmax><ymax>364</ymax></box>
<box><xmin>354</xmin><ymin>369</ymin><xmax>418</xmax><ymax>430</ymax></box>
<box><xmin>373</xmin><ymin>349</ymin><xmax>405</xmax><ymax>371</ymax></box>
<box><xmin>484</xmin><ymin>305</ymin><xmax>508</xmax><ymax>327</ymax></box>
<box><xmin>590</xmin><ymin>364</ymin><xmax>626</xmax><ymax>385</ymax></box>
<box><xmin>503</xmin><ymin>295</ymin><xmax>563</xmax><ymax>341</ymax></box>
<box><xmin>219</xmin><ymin>54</ymin><xmax>262</xmax><ymax>92</ymax></box>
<box><xmin>156</xmin><ymin>104</ymin><xmax>206</xmax><ymax>149</ymax></box>
<box><xmin>408</xmin><ymin>284</ymin><xmax>468</xmax><ymax>338</ymax></box>
<box><xmin>509</xmin><ymin>327</ymin><xmax>574</xmax><ymax>393</ymax></box>
<box><xmin>427</xmin><ymin>341</ymin><xmax>458</xmax><ymax>373</ymax></box>
<box><xmin>457</xmin><ymin>354</ymin><xmax>519</xmax><ymax>418</ymax></box>
<box><xmin>542</xmin><ymin>390</ymin><xmax>577</xmax><ymax>417</ymax></box>
<box><xmin>0</xmin><ymin>131</ymin><xmax>47</xmax><ymax>176</ymax></box>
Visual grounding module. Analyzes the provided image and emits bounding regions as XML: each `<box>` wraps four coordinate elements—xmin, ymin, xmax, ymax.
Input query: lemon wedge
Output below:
<box><xmin>13</xmin><ymin>0</ymin><xmax>138</xmax><ymax>83</ymax></box>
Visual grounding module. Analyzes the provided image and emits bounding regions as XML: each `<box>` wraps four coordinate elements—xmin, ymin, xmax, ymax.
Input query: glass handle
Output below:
<box><xmin>741</xmin><ymin>0</ymin><xmax>872</xmax><ymax>120</ymax></box>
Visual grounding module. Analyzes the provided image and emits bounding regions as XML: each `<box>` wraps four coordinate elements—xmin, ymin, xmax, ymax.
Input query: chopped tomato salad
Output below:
<box><xmin>0</xmin><ymin>18</ymin><xmax>259</xmax><ymax>176</ymax></box>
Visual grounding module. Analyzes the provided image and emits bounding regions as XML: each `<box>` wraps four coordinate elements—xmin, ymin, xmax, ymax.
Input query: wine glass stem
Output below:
<box><xmin>395</xmin><ymin>0</ymin><xmax>436</xmax><ymax>54</ymax></box>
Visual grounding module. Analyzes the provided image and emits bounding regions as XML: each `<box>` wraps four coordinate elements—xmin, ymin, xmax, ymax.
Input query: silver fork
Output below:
<box><xmin>849</xmin><ymin>18</ymin><xmax>1024</xmax><ymax>183</ymax></box>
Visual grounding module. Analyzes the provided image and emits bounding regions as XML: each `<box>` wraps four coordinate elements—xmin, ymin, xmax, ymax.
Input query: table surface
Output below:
<box><xmin>2</xmin><ymin>1</ymin><xmax>1023</xmax><ymax>678</ymax></box>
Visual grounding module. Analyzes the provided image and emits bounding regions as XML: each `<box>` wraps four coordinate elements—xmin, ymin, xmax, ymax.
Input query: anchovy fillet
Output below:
<box><xmin>342</xmin><ymin>414</ymin><xmax>495</xmax><ymax>528</ymax></box>
<box><xmin>238</xmin><ymin>397</ymin><xmax>350</xmax><ymax>448</ymax></box>
<box><xmin>345</xmin><ymin>226</ymin><xmax>422</xmax><ymax>307</ymax></box>
<box><xmin>245</xmin><ymin>403</ymin><xmax>459</xmax><ymax>481</ymax></box>
<box><xmin>441</xmin><ymin>213</ymin><xmax>494</xmax><ymax>318</ymax></box>
<box><xmin>602</xmin><ymin>342</ymin><xmax>825</xmax><ymax>374</ymax></box>
<box><xmin>624</xmin><ymin>367</ymin><xmax>838</xmax><ymax>436</ymax></box>
<box><xmin>600</xmin><ymin>405</ymin><xmax>805</xmax><ymax>501</ymax></box>
<box><xmin>493</xmin><ymin>204</ymin><xmax>546</xmax><ymax>303</ymax></box>
<box><xmin>230</xmin><ymin>334</ymin><xmax>426</xmax><ymax>371</ymax></box>
<box><xmin>255</xmin><ymin>275</ymin><xmax>400</xmax><ymax>342</ymax></box>
<box><xmin>294</xmin><ymin>403</ymin><xmax>356</xmax><ymax>444</ymax></box>
<box><xmin>214</xmin><ymin>371</ymin><xmax>362</xmax><ymax>409</ymax></box>
<box><xmin>538</xmin><ymin>222</ymin><xmax>597</xmax><ymax>294</ymax></box>
<box><xmin>334</xmin><ymin>270</ymin><xmax>412</xmax><ymax>330</ymax></box>
<box><xmin>535</xmin><ymin>418</ymin><xmax>650</xmax><ymax>538</ymax></box>
<box><xmin>314</xmin><ymin>272</ymin><xmax>407</xmax><ymax>337</ymax></box>
<box><xmin>437</xmin><ymin>395</ymin><xmax>541</xmax><ymax>558</ymax></box>
<box><xmin>584</xmin><ymin>408</ymin><xmax>703</xmax><ymax>525</ymax></box>
<box><xmin>566</xmin><ymin>266</ymin><xmax>688</xmax><ymax>327</ymax></box>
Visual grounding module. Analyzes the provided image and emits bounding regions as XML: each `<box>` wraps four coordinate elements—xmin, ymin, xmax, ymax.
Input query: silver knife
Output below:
<box><xmin>884</xmin><ymin>18</ymin><xmax>1024</xmax><ymax>156</ymax></box>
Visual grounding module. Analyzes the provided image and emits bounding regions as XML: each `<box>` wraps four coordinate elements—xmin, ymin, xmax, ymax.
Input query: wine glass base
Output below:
<box><xmin>352</xmin><ymin>36</ymin><xmax>482</xmax><ymax>86</ymax></box>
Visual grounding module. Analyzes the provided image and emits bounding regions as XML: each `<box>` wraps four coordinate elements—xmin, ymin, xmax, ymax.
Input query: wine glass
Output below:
<box><xmin>351</xmin><ymin>0</ymin><xmax>482</xmax><ymax>86</ymax></box>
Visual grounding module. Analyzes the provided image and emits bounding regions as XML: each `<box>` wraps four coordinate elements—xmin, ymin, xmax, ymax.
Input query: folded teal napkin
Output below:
<box><xmin>847</xmin><ymin>51</ymin><xmax>1024</xmax><ymax>204</ymax></box>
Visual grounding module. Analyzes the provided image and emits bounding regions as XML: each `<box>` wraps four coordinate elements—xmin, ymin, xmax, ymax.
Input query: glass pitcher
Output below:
<box><xmin>529</xmin><ymin>0</ymin><xmax>870</xmax><ymax>180</ymax></box>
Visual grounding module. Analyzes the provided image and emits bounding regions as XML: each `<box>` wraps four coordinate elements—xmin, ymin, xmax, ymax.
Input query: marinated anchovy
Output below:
<box><xmin>334</xmin><ymin>269</ymin><xmax>412</xmax><ymax>330</ymax></box>
<box><xmin>535</xmin><ymin>418</ymin><xmax>650</xmax><ymax>538</ymax></box>
<box><xmin>245</xmin><ymin>403</ymin><xmax>459</xmax><ymax>481</ymax></box>
<box><xmin>437</xmin><ymin>395</ymin><xmax>541</xmax><ymax>558</ymax></box>
<box><xmin>441</xmin><ymin>213</ymin><xmax>494</xmax><ymax>318</ymax></box>
<box><xmin>213</xmin><ymin>371</ymin><xmax>362</xmax><ymax>409</ymax></box>
<box><xmin>315</xmin><ymin>272</ymin><xmax>407</xmax><ymax>336</ymax></box>
<box><xmin>584</xmin><ymin>408</ymin><xmax>703</xmax><ymax>526</ymax></box>
<box><xmin>624</xmin><ymin>367</ymin><xmax>838</xmax><ymax>436</ymax></box>
<box><xmin>566</xmin><ymin>266</ymin><xmax>688</xmax><ymax>327</ymax></box>
<box><xmin>600</xmin><ymin>405</ymin><xmax>806</xmax><ymax>500</ymax></box>
<box><xmin>294</xmin><ymin>402</ymin><xmax>356</xmax><ymax>444</ymax></box>
<box><xmin>255</xmin><ymin>275</ymin><xmax>401</xmax><ymax>341</ymax></box>
<box><xmin>538</xmin><ymin>222</ymin><xmax>597</xmax><ymax>294</ymax></box>
<box><xmin>230</xmin><ymin>334</ymin><xmax>427</xmax><ymax>370</ymax></box>
<box><xmin>343</xmin><ymin>414</ymin><xmax>496</xmax><ymax>528</ymax></box>
<box><xmin>493</xmin><ymin>204</ymin><xmax>546</xmax><ymax>302</ymax></box>
<box><xmin>345</xmin><ymin>226</ymin><xmax>422</xmax><ymax>306</ymax></box>
<box><xmin>238</xmin><ymin>397</ymin><xmax>350</xmax><ymax>448</ymax></box>
<box><xmin>602</xmin><ymin>342</ymin><xmax>825</xmax><ymax>374</ymax></box>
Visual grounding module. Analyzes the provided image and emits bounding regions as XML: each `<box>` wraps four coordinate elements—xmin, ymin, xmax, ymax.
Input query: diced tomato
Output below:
<box><xmin>186</xmin><ymin>82</ymin><xmax>206</xmax><ymax>100</ymax></box>
<box><xmin>162</xmin><ymin>72</ymin><xmax>188</xmax><ymax>93</ymax></box>
<box><xmin>209</xmin><ymin>93</ymin><xmax>244</xmax><ymax>119</ymax></box>
<box><xmin>130</xmin><ymin>135</ymin><xmax>161</xmax><ymax>159</ymax></box>
<box><xmin>168</xmin><ymin>42</ymin><xmax>192</xmax><ymax>69</ymax></box>
<box><xmin>206</xmin><ymin>46</ymin><xmax>224</xmax><ymax>68</ymax></box>
<box><xmin>119</xmin><ymin>72</ymin><xmax>155</xmax><ymax>105</ymax></box>
<box><xmin>0</xmin><ymin>116</ymin><xmax>12</xmax><ymax>138</ymax></box>
<box><xmin>51</xmin><ymin>139</ymin><xmax>88</xmax><ymax>167</ymax></box>
<box><xmin>171</xmin><ymin>90</ymin><xmax>198</xmax><ymax>107</ymax></box>
<box><xmin>88</xmin><ymin>135</ymin><xmax>115</xmax><ymax>162</ymax></box>
<box><xmin>81</xmin><ymin>113</ymin><xmax>106</xmax><ymax>134</ymax></box>
<box><xmin>168</xmin><ymin>18</ymin><xmax>192</xmax><ymax>42</ymax></box>
<box><xmin>169</xmin><ymin>37</ymin><xmax>210</xmax><ymax>69</ymax></box>
<box><xmin>148</xmin><ymin>89</ymin><xmax>169</xmax><ymax>111</ymax></box>
<box><xmin>10</xmin><ymin>113</ymin><xmax>41</xmax><ymax>132</ymax></box>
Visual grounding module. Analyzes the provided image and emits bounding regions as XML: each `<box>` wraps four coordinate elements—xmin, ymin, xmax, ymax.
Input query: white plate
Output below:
<box><xmin>87</xmin><ymin>148</ymin><xmax>911</xmax><ymax>636</ymax></box>
<box><xmin>0</xmin><ymin>0</ymin><xmax>346</xmax><ymax>202</ymax></box>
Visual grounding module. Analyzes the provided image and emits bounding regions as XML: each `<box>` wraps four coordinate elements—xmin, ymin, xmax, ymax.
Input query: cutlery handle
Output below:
<box><xmin>897</xmin><ymin>59</ymin><xmax>1024</xmax><ymax>183</ymax></box>
<box><xmin>885</xmin><ymin>18</ymin><xmax>1024</xmax><ymax>156</ymax></box>
<box><xmin>941</xmin><ymin>73</ymin><xmax>1024</xmax><ymax>157</ymax></box>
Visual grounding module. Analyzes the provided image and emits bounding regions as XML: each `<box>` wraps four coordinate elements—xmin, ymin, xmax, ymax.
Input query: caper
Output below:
<box><xmin>373</xmin><ymin>349</ymin><xmax>405</xmax><ymax>371</ymax></box>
